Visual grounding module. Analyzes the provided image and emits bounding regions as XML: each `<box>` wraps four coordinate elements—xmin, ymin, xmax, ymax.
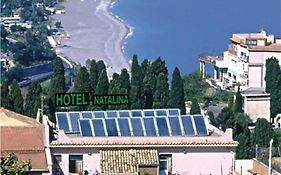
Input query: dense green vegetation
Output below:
<box><xmin>1</xmin><ymin>0</ymin><xmax>59</xmax><ymax>82</ymax></box>
<box><xmin>265</xmin><ymin>57</ymin><xmax>281</xmax><ymax>119</ymax></box>
<box><xmin>0</xmin><ymin>152</ymin><xmax>31</xmax><ymax>175</ymax></box>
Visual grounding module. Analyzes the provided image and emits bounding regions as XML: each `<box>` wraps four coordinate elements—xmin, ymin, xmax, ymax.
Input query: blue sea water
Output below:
<box><xmin>112</xmin><ymin>0</ymin><xmax>281</xmax><ymax>76</ymax></box>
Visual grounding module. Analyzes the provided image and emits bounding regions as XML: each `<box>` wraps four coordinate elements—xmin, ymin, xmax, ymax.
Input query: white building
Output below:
<box><xmin>199</xmin><ymin>31</ymin><xmax>281</xmax><ymax>90</ymax></box>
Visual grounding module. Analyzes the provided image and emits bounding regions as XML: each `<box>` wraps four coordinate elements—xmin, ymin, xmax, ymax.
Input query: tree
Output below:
<box><xmin>190</xmin><ymin>98</ymin><xmax>200</xmax><ymax>115</ymax></box>
<box><xmin>89</xmin><ymin>60</ymin><xmax>98</xmax><ymax>94</ymax></box>
<box><xmin>96</xmin><ymin>60</ymin><xmax>106</xmax><ymax>79</ymax></box>
<box><xmin>228</xmin><ymin>93</ymin><xmax>234</xmax><ymax>110</ymax></box>
<box><xmin>48</xmin><ymin>57</ymin><xmax>65</xmax><ymax>121</ymax></box>
<box><xmin>55</xmin><ymin>21</ymin><xmax>62</xmax><ymax>30</ymax></box>
<box><xmin>151</xmin><ymin>57</ymin><xmax>168</xmax><ymax>92</ymax></box>
<box><xmin>10</xmin><ymin>79</ymin><xmax>23</xmax><ymax>113</ymax></box>
<box><xmin>234</xmin><ymin>113</ymin><xmax>249</xmax><ymax>136</ymax></box>
<box><xmin>119</xmin><ymin>68</ymin><xmax>130</xmax><ymax>94</ymax></box>
<box><xmin>265</xmin><ymin>57</ymin><xmax>280</xmax><ymax>93</ymax></box>
<box><xmin>253</xmin><ymin>118</ymin><xmax>274</xmax><ymax>147</ymax></box>
<box><xmin>216</xmin><ymin>107</ymin><xmax>235</xmax><ymax>131</ymax></box>
<box><xmin>24</xmin><ymin>81</ymin><xmax>42</xmax><ymax>118</ymax></box>
<box><xmin>235</xmin><ymin>131</ymin><xmax>253</xmax><ymax>159</ymax></box>
<box><xmin>168</xmin><ymin>67</ymin><xmax>186</xmax><ymax>114</ymax></box>
<box><xmin>108</xmin><ymin>73</ymin><xmax>128</xmax><ymax>110</ymax></box>
<box><xmin>233</xmin><ymin>87</ymin><xmax>243</xmax><ymax>113</ymax></box>
<box><xmin>208</xmin><ymin>111</ymin><xmax>219</xmax><ymax>128</ymax></box>
<box><xmin>74</xmin><ymin>66</ymin><xmax>90</xmax><ymax>93</ymax></box>
<box><xmin>95</xmin><ymin>69</ymin><xmax>109</xmax><ymax>110</ymax></box>
<box><xmin>1</xmin><ymin>80</ymin><xmax>12</xmax><ymax>110</ymax></box>
<box><xmin>1</xmin><ymin>25</ymin><xmax>8</xmax><ymax>39</ymax></box>
<box><xmin>48</xmin><ymin>57</ymin><xmax>65</xmax><ymax>98</ymax></box>
<box><xmin>183</xmin><ymin>70</ymin><xmax>210</xmax><ymax>102</ymax></box>
<box><xmin>130</xmin><ymin>55</ymin><xmax>142</xmax><ymax>109</ymax></box>
<box><xmin>265</xmin><ymin>57</ymin><xmax>281</xmax><ymax>118</ymax></box>
<box><xmin>0</xmin><ymin>152</ymin><xmax>31</xmax><ymax>175</ymax></box>
<box><xmin>153</xmin><ymin>73</ymin><xmax>169</xmax><ymax>109</ymax></box>
<box><xmin>143</xmin><ymin>64</ymin><xmax>156</xmax><ymax>109</ymax></box>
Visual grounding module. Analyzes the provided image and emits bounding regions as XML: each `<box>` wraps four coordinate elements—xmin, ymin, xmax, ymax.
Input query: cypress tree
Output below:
<box><xmin>151</xmin><ymin>57</ymin><xmax>168</xmax><ymax>77</ymax></box>
<box><xmin>1</xmin><ymin>80</ymin><xmax>12</xmax><ymax>110</ymax></box>
<box><xmin>74</xmin><ymin>66</ymin><xmax>90</xmax><ymax>93</ymax></box>
<box><xmin>151</xmin><ymin>57</ymin><xmax>168</xmax><ymax>93</ymax></box>
<box><xmin>143</xmin><ymin>65</ymin><xmax>156</xmax><ymax>109</ymax></box>
<box><xmin>119</xmin><ymin>68</ymin><xmax>130</xmax><ymax>94</ymax></box>
<box><xmin>130</xmin><ymin>55</ymin><xmax>142</xmax><ymax>109</ymax></box>
<box><xmin>89</xmin><ymin>60</ymin><xmax>98</xmax><ymax>94</ymax></box>
<box><xmin>253</xmin><ymin>118</ymin><xmax>273</xmax><ymax>147</ymax></box>
<box><xmin>153</xmin><ymin>73</ymin><xmax>169</xmax><ymax>109</ymax></box>
<box><xmin>95</xmin><ymin>69</ymin><xmax>109</xmax><ymax>110</ymax></box>
<box><xmin>48</xmin><ymin>57</ymin><xmax>65</xmax><ymax>100</ymax></box>
<box><xmin>265</xmin><ymin>57</ymin><xmax>281</xmax><ymax>118</ymax></box>
<box><xmin>233</xmin><ymin>87</ymin><xmax>243</xmax><ymax>113</ymax></box>
<box><xmin>48</xmin><ymin>57</ymin><xmax>66</xmax><ymax>120</ymax></box>
<box><xmin>190</xmin><ymin>98</ymin><xmax>200</xmax><ymax>115</ymax></box>
<box><xmin>10</xmin><ymin>79</ymin><xmax>23</xmax><ymax>113</ymax></box>
<box><xmin>108</xmin><ymin>73</ymin><xmax>124</xmax><ymax>110</ymax></box>
<box><xmin>141</xmin><ymin>59</ymin><xmax>150</xmax><ymax>79</ymax></box>
<box><xmin>265</xmin><ymin>57</ymin><xmax>280</xmax><ymax>93</ymax></box>
<box><xmin>168</xmin><ymin>67</ymin><xmax>186</xmax><ymax>114</ymax></box>
<box><xmin>24</xmin><ymin>81</ymin><xmax>42</xmax><ymax>118</ymax></box>
<box><xmin>96</xmin><ymin>60</ymin><xmax>106</xmax><ymax>79</ymax></box>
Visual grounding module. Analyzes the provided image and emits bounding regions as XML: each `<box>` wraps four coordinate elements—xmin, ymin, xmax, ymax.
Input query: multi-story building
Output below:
<box><xmin>46</xmin><ymin>108</ymin><xmax>238</xmax><ymax>175</ymax></box>
<box><xmin>199</xmin><ymin>31</ymin><xmax>281</xmax><ymax>90</ymax></box>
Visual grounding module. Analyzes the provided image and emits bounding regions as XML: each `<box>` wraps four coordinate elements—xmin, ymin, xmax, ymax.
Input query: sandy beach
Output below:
<box><xmin>54</xmin><ymin>0</ymin><xmax>131</xmax><ymax>75</ymax></box>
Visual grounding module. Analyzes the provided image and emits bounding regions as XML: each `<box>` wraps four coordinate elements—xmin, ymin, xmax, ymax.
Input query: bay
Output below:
<box><xmin>112</xmin><ymin>0</ymin><xmax>281</xmax><ymax>75</ymax></box>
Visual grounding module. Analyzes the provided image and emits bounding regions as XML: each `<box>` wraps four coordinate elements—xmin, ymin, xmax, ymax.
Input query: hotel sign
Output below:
<box><xmin>55</xmin><ymin>93</ymin><xmax>129</xmax><ymax>107</ymax></box>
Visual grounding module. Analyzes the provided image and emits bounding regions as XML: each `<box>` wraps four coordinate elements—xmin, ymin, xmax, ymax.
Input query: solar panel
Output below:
<box><xmin>69</xmin><ymin>112</ymin><xmax>80</xmax><ymax>132</ymax></box>
<box><xmin>105</xmin><ymin>119</ymin><xmax>118</xmax><ymax>136</ymax></box>
<box><xmin>130</xmin><ymin>118</ymin><xmax>144</xmax><ymax>136</ymax></box>
<box><xmin>168</xmin><ymin>116</ymin><xmax>182</xmax><ymax>136</ymax></box>
<box><xmin>91</xmin><ymin>119</ymin><xmax>106</xmax><ymax>136</ymax></box>
<box><xmin>168</xmin><ymin>109</ymin><xmax>180</xmax><ymax>116</ymax></box>
<box><xmin>117</xmin><ymin>118</ymin><xmax>131</xmax><ymax>136</ymax></box>
<box><xmin>143</xmin><ymin>118</ymin><xmax>157</xmax><ymax>136</ymax></box>
<box><xmin>131</xmin><ymin>110</ymin><xmax>143</xmax><ymax>117</ymax></box>
<box><xmin>118</xmin><ymin>111</ymin><xmax>130</xmax><ymax>118</ymax></box>
<box><xmin>106</xmin><ymin>111</ymin><xmax>118</xmax><ymax>118</ymax></box>
<box><xmin>156</xmin><ymin>109</ymin><xmax>167</xmax><ymax>116</ymax></box>
<box><xmin>143</xmin><ymin>110</ymin><xmax>155</xmax><ymax>117</ymax></box>
<box><xmin>181</xmin><ymin>116</ymin><xmax>195</xmax><ymax>136</ymax></box>
<box><xmin>81</xmin><ymin>112</ymin><xmax>93</xmax><ymax>118</ymax></box>
<box><xmin>193</xmin><ymin>115</ymin><xmax>208</xmax><ymax>136</ymax></box>
<box><xmin>94</xmin><ymin>111</ymin><xmax>105</xmax><ymax>118</ymax></box>
<box><xmin>156</xmin><ymin>117</ymin><xmax>170</xmax><ymax>136</ymax></box>
<box><xmin>79</xmin><ymin>119</ymin><xmax>93</xmax><ymax>136</ymax></box>
<box><xmin>56</xmin><ymin>113</ymin><xmax>70</xmax><ymax>132</ymax></box>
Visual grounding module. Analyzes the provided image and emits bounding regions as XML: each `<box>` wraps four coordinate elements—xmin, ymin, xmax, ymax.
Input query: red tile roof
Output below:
<box><xmin>0</xmin><ymin>108</ymin><xmax>48</xmax><ymax>170</ymax></box>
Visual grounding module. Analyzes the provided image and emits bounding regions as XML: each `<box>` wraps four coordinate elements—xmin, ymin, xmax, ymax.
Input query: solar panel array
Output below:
<box><xmin>55</xmin><ymin>109</ymin><xmax>208</xmax><ymax>137</ymax></box>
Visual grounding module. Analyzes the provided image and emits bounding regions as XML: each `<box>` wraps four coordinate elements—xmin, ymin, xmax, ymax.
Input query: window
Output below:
<box><xmin>53</xmin><ymin>155</ymin><xmax>63</xmax><ymax>175</ymax></box>
<box><xmin>69</xmin><ymin>155</ymin><xmax>83</xmax><ymax>174</ymax></box>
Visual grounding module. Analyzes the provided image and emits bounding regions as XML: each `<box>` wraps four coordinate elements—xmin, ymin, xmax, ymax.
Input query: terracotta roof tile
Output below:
<box><xmin>0</xmin><ymin>108</ymin><xmax>48</xmax><ymax>170</ymax></box>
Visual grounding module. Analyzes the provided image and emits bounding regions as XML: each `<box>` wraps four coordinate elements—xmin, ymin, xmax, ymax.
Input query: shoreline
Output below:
<box><xmin>53</xmin><ymin>0</ymin><xmax>132</xmax><ymax>76</ymax></box>
<box><xmin>108</xmin><ymin>0</ymin><xmax>134</xmax><ymax>59</ymax></box>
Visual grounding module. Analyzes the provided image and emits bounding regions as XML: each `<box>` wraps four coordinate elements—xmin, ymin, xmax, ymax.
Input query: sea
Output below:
<box><xmin>112</xmin><ymin>0</ymin><xmax>281</xmax><ymax>76</ymax></box>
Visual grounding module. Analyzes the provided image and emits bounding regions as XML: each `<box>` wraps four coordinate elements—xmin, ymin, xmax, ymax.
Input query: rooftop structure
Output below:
<box><xmin>199</xmin><ymin>31</ymin><xmax>281</xmax><ymax>90</ymax></box>
<box><xmin>46</xmin><ymin>108</ymin><xmax>238</xmax><ymax>175</ymax></box>
<box><xmin>0</xmin><ymin>108</ymin><xmax>49</xmax><ymax>174</ymax></box>
<box><xmin>241</xmin><ymin>87</ymin><xmax>271</xmax><ymax>122</ymax></box>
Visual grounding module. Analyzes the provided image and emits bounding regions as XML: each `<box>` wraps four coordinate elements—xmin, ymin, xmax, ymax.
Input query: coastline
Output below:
<box><xmin>109</xmin><ymin>0</ymin><xmax>134</xmax><ymax>61</ymax></box>
<box><xmin>53</xmin><ymin>0</ymin><xmax>132</xmax><ymax>76</ymax></box>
